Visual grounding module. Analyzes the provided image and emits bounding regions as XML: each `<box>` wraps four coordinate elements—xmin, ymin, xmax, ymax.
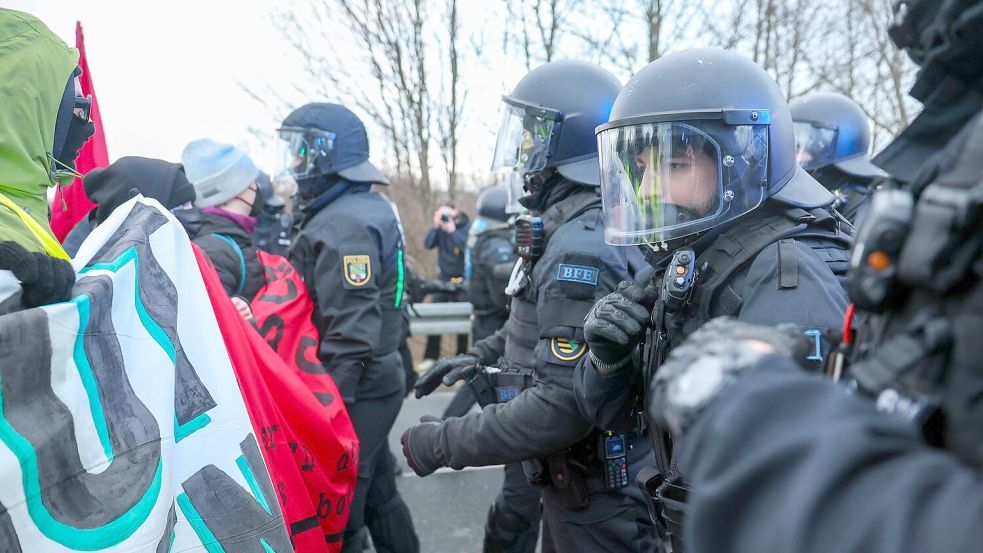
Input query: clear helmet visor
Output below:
<box><xmin>273</xmin><ymin>127</ymin><xmax>337</xmax><ymax>181</ymax></box>
<box><xmin>598</xmin><ymin>120</ymin><xmax>769</xmax><ymax>245</ymax></box>
<box><xmin>491</xmin><ymin>101</ymin><xmax>558</xmax><ymax>174</ymax></box>
<box><xmin>503</xmin><ymin>172</ymin><xmax>528</xmax><ymax>214</ymax></box>
<box><xmin>793</xmin><ymin>121</ymin><xmax>837</xmax><ymax>170</ymax></box>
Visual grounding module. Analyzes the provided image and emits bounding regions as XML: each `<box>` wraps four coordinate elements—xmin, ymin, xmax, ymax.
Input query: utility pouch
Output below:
<box><xmin>547</xmin><ymin>450</ymin><xmax>589</xmax><ymax>511</ymax></box>
<box><xmin>522</xmin><ymin>458</ymin><xmax>549</xmax><ymax>487</ymax></box>
<box><xmin>466</xmin><ymin>368</ymin><xmax>499</xmax><ymax>408</ymax></box>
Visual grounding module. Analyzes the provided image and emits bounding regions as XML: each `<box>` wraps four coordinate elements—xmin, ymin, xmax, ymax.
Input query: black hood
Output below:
<box><xmin>84</xmin><ymin>156</ymin><xmax>196</xmax><ymax>224</ymax></box>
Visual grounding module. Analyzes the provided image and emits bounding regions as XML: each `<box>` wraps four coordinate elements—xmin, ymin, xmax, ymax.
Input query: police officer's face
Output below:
<box><xmin>636</xmin><ymin>145</ymin><xmax>718</xmax><ymax>216</ymax></box>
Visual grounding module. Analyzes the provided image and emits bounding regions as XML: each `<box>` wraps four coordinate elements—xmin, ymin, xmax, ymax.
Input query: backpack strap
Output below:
<box><xmin>210</xmin><ymin>233</ymin><xmax>246</xmax><ymax>296</ymax></box>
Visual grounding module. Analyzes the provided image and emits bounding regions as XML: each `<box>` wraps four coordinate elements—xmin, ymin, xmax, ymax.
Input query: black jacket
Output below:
<box><xmin>177</xmin><ymin>209</ymin><xmax>265</xmax><ymax>300</ymax></box>
<box><xmin>424</xmin><ymin>214</ymin><xmax>469</xmax><ymax>279</ymax></box>
<box><xmin>289</xmin><ymin>184</ymin><xmax>406</xmax><ymax>403</ymax></box>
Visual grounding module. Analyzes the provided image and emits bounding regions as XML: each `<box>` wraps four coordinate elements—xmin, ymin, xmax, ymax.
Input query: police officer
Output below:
<box><xmin>790</xmin><ymin>92</ymin><xmax>887</xmax><ymax>223</ymax></box>
<box><xmin>643</xmin><ymin>2</ymin><xmax>983</xmax><ymax>552</ymax></box>
<box><xmin>279</xmin><ymin>103</ymin><xmax>419</xmax><ymax>553</ymax></box>
<box><xmin>574</xmin><ymin>48</ymin><xmax>854</xmax><ymax>551</ymax></box>
<box><xmin>405</xmin><ymin>60</ymin><xmax>657</xmax><ymax>552</ymax></box>
<box><xmin>441</xmin><ymin>183</ymin><xmax>518</xmax><ymax>419</ymax></box>
<box><xmin>252</xmin><ymin>171</ymin><xmax>294</xmax><ymax>257</ymax></box>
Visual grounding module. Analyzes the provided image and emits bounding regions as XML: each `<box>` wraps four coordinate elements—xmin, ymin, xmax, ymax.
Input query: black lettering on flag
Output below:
<box><xmin>178</xmin><ymin>434</ymin><xmax>291</xmax><ymax>552</ymax></box>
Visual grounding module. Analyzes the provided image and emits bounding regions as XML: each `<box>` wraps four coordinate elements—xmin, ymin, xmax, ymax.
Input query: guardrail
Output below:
<box><xmin>407</xmin><ymin>302</ymin><xmax>473</xmax><ymax>336</ymax></box>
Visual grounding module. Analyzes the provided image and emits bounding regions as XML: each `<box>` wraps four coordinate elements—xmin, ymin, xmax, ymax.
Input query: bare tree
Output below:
<box><xmin>251</xmin><ymin>0</ymin><xmax>435</xmax><ymax>204</ymax></box>
<box><xmin>803</xmin><ymin>0</ymin><xmax>917</xmax><ymax>149</ymax></box>
<box><xmin>503</xmin><ymin>0</ymin><xmax>578</xmax><ymax>69</ymax></box>
<box><xmin>437</xmin><ymin>0</ymin><xmax>465</xmax><ymax>199</ymax></box>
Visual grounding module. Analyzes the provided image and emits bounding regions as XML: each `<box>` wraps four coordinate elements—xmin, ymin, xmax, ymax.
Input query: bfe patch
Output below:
<box><xmin>553</xmin><ymin>252</ymin><xmax>602</xmax><ymax>299</ymax></box>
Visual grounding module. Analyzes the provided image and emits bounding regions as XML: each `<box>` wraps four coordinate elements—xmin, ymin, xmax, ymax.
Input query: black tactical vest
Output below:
<box><xmin>504</xmin><ymin>191</ymin><xmax>603</xmax><ymax>373</ymax></box>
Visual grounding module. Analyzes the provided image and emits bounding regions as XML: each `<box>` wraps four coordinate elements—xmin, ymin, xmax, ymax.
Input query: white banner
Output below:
<box><xmin>0</xmin><ymin>199</ymin><xmax>291</xmax><ymax>552</ymax></box>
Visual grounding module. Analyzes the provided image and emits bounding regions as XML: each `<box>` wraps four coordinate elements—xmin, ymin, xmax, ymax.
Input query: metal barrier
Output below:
<box><xmin>407</xmin><ymin>302</ymin><xmax>473</xmax><ymax>336</ymax></box>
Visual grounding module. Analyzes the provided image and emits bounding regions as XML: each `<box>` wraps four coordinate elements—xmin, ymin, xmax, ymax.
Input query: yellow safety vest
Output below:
<box><xmin>0</xmin><ymin>190</ymin><xmax>70</xmax><ymax>260</ymax></box>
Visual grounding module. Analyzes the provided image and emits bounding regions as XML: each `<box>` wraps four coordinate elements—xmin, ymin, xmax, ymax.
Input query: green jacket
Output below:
<box><xmin>0</xmin><ymin>9</ymin><xmax>79</xmax><ymax>253</ymax></box>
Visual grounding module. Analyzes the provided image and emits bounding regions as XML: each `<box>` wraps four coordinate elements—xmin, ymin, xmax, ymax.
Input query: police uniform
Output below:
<box><xmin>289</xmin><ymin>181</ymin><xmax>417</xmax><ymax>552</ymax></box>
<box><xmin>425</xmin><ymin>184</ymin><xmax>656</xmax><ymax>552</ymax></box>
<box><xmin>441</xmin><ymin>225</ymin><xmax>516</xmax><ymax>420</ymax></box>
<box><xmin>469</xmin><ymin>225</ymin><xmax>515</xmax><ymax>341</ymax></box>
<box><xmin>576</xmin><ymin>197</ymin><xmax>852</xmax><ymax>431</ymax></box>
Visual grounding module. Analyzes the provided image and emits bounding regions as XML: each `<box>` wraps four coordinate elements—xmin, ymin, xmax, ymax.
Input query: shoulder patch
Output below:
<box><xmin>343</xmin><ymin>254</ymin><xmax>372</xmax><ymax>287</ymax></box>
<box><xmin>556</xmin><ymin>264</ymin><xmax>599</xmax><ymax>286</ymax></box>
<box><xmin>550</xmin><ymin>337</ymin><xmax>586</xmax><ymax>362</ymax></box>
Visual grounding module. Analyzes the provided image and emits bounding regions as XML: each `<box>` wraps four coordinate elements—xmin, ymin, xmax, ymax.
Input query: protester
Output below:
<box><xmin>177</xmin><ymin>139</ymin><xmax>265</xmax><ymax>321</ymax></box>
<box><xmin>0</xmin><ymin>8</ymin><xmax>90</xmax><ymax>310</ymax></box>
<box><xmin>62</xmin><ymin>156</ymin><xmax>197</xmax><ymax>255</ymax></box>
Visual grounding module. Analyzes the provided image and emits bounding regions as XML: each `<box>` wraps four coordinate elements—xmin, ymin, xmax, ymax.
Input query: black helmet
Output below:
<box><xmin>476</xmin><ymin>183</ymin><xmax>510</xmax><ymax>223</ymax></box>
<box><xmin>275</xmin><ymin>103</ymin><xmax>388</xmax><ymax>186</ymax></box>
<box><xmin>790</xmin><ymin>92</ymin><xmax>887</xmax><ymax>180</ymax></box>
<box><xmin>596</xmin><ymin>48</ymin><xmax>832</xmax><ymax>247</ymax></box>
<box><xmin>491</xmin><ymin>60</ymin><xmax>621</xmax><ymax>187</ymax></box>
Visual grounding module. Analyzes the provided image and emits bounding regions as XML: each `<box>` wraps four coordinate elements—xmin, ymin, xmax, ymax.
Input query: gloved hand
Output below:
<box><xmin>0</xmin><ymin>241</ymin><xmax>75</xmax><ymax>308</ymax></box>
<box><xmin>400</xmin><ymin>415</ymin><xmax>444</xmax><ymax>477</ymax></box>
<box><xmin>649</xmin><ymin>317</ymin><xmax>810</xmax><ymax>436</ymax></box>
<box><xmin>414</xmin><ymin>353</ymin><xmax>479</xmax><ymax>398</ymax></box>
<box><xmin>584</xmin><ymin>280</ymin><xmax>659</xmax><ymax>373</ymax></box>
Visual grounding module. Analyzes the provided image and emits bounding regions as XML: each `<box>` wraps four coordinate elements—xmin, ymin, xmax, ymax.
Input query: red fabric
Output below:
<box><xmin>51</xmin><ymin>22</ymin><xmax>109</xmax><ymax>241</ymax></box>
<box><xmin>250</xmin><ymin>251</ymin><xmax>340</xmax><ymax>401</ymax></box>
<box><xmin>193</xmin><ymin>245</ymin><xmax>359</xmax><ymax>551</ymax></box>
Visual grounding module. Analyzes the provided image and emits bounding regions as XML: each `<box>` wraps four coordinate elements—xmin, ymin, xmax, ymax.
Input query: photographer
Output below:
<box><xmin>420</xmin><ymin>203</ymin><xmax>470</xmax><ymax>366</ymax></box>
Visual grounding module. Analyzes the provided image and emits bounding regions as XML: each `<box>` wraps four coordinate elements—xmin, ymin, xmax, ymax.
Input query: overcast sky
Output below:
<box><xmin>2</xmin><ymin>0</ymin><xmax>527</xmax><ymax>183</ymax></box>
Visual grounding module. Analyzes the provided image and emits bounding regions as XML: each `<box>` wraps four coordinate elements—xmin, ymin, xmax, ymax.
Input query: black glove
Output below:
<box><xmin>649</xmin><ymin>317</ymin><xmax>810</xmax><ymax>436</ymax></box>
<box><xmin>414</xmin><ymin>353</ymin><xmax>479</xmax><ymax>398</ymax></box>
<box><xmin>400</xmin><ymin>415</ymin><xmax>444</xmax><ymax>477</ymax></box>
<box><xmin>0</xmin><ymin>241</ymin><xmax>75</xmax><ymax>308</ymax></box>
<box><xmin>583</xmin><ymin>280</ymin><xmax>658</xmax><ymax>372</ymax></box>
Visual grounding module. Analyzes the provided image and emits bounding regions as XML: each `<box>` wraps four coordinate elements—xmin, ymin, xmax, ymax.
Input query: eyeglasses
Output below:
<box><xmin>74</xmin><ymin>95</ymin><xmax>93</xmax><ymax>123</ymax></box>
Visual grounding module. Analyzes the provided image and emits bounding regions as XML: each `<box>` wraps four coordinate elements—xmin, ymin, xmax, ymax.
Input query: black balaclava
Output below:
<box><xmin>51</xmin><ymin>70</ymin><xmax>95</xmax><ymax>177</ymax></box>
<box><xmin>517</xmin><ymin>170</ymin><xmax>579</xmax><ymax>213</ymax></box>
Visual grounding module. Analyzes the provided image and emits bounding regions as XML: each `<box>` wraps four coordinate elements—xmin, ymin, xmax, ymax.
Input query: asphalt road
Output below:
<box><xmin>370</xmin><ymin>389</ymin><xmax>508</xmax><ymax>553</ymax></box>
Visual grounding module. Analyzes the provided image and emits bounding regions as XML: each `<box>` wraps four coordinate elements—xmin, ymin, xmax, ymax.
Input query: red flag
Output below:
<box><xmin>50</xmin><ymin>21</ymin><xmax>110</xmax><ymax>242</ymax></box>
<box><xmin>193</xmin><ymin>245</ymin><xmax>360</xmax><ymax>551</ymax></box>
<box><xmin>251</xmin><ymin>251</ymin><xmax>340</xmax><ymax>402</ymax></box>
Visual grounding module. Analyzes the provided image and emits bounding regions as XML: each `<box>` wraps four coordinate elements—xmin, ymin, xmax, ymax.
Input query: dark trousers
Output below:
<box><xmin>540</xmin><ymin>482</ymin><xmax>658</xmax><ymax>553</ymax></box>
<box><xmin>484</xmin><ymin>462</ymin><xmax>542</xmax><ymax>553</ymax></box>
<box><xmin>342</xmin><ymin>391</ymin><xmax>419</xmax><ymax>553</ymax></box>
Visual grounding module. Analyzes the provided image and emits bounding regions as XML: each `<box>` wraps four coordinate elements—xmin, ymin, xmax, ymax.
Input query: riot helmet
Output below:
<box><xmin>597</xmin><ymin>48</ymin><xmax>832</xmax><ymax>247</ymax></box>
<box><xmin>274</xmin><ymin>103</ymin><xmax>388</xmax><ymax>193</ymax></box>
<box><xmin>490</xmin><ymin>60</ymin><xmax>621</xmax><ymax>207</ymax></box>
<box><xmin>476</xmin><ymin>183</ymin><xmax>510</xmax><ymax>224</ymax></box>
<box><xmin>790</xmin><ymin>92</ymin><xmax>886</xmax><ymax>180</ymax></box>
